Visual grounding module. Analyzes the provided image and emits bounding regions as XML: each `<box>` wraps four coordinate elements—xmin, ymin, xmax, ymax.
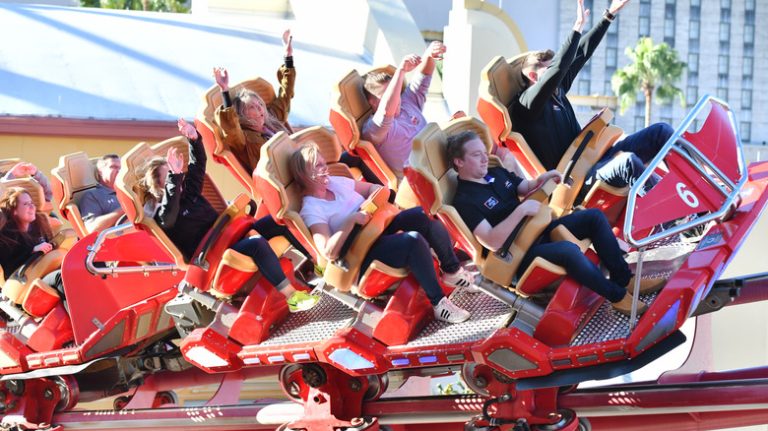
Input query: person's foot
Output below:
<box><xmin>433</xmin><ymin>297</ymin><xmax>471</xmax><ymax>323</ymax></box>
<box><xmin>611</xmin><ymin>293</ymin><xmax>647</xmax><ymax>316</ymax></box>
<box><xmin>626</xmin><ymin>275</ymin><xmax>666</xmax><ymax>295</ymax></box>
<box><xmin>287</xmin><ymin>290</ymin><xmax>320</xmax><ymax>313</ymax></box>
<box><xmin>441</xmin><ymin>267</ymin><xmax>481</xmax><ymax>293</ymax></box>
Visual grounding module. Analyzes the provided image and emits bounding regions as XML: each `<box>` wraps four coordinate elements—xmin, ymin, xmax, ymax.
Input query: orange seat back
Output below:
<box><xmin>51</xmin><ymin>152</ymin><xmax>99</xmax><ymax>238</ymax></box>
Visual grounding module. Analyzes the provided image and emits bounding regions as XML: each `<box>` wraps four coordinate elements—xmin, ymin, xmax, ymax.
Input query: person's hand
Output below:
<box><xmin>518</xmin><ymin>199</ymin><xmax>541</xmax><ymax>217</ymax></box>
<box><xmin>177</xmin><ymin>118</ymin><xmax>198</xmax><ymax>140</ymax></box>
<box><xmin>573</xmin><ymin>0</ymin><xmax>590</xmax><ymax>32</ymax></box>
<box><xmin>425</xmin><ymin>41</ymin><xmax>446</xmax><ymax>60</ymax></box>
<box><xmin>213</xmin><ymin>67</ymin><xmax>229</xmax><ymax>91</ymax></box>
<box><xmin>8</xmin><ymin>162</ymin><xmax>38</xmax><ymax>177</ymax></box>
<box><xmin>608</xmin><ymin>0</ymin><xmax>630</xmax><ymax>15</ymax></box>
<box><xmin>399</xmin><ymin>54</ymin><xmax>422</xmax><ymax>73</ymax></box>
<box><xmin>451</xmin><ymin>110</ymin><xmax>467</xmax><ymax>120</ymax></box>
<box><xmin>282</xmin><ymin>29</ymin><xmax>293</xmax><ymax>57</ymax></box>
<box><xmin>166</xmin><ymin>147</ymin><xmax>184</xmax><ymax>175</ymax></box>
<box><xmin>540</xmin><ymin>170</ymin><xmax>563</xmax><ymax>185</ymax></box>
<box><xmin>33</xmin><ymin>242</ymin><xmax>53</xmax><ymax>254</ymax></box>
<box><xmin>353</xmin><ymin>211</ymin><xmax>372</xmax><ymax>225</ymax></box>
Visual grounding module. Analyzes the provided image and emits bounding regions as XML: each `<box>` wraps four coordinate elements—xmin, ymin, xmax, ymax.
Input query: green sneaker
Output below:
<box><xmin>287</xmin><ymin>290</ymin><xmax>320</xmax><ymax>313</ymax></box>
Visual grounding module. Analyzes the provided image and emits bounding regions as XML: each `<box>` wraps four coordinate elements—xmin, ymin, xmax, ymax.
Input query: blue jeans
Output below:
<box><xmin>581</xmin><ymin>123</ymin><xmax>673</xmax><ymax>200</ymax></box>
<box><xmin>518</xmin><ymin>209</ymin><xmax>631</xmax><ymax>303</ymax></box>
<box><xmin>361</xmin><ymin>207</ymin><xmax>461</xmax><ymax>305</ymax></box>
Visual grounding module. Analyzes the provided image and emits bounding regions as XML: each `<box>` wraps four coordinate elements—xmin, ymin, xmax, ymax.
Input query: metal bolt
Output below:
<box><xmin>44</xmin><ymin>388</ymin><xmax>54</xmax><ymax>400</ymax></box>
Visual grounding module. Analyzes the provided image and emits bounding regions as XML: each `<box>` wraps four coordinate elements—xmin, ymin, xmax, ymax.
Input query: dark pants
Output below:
<box><xmin>361</xmin><ymin>207</ymin><xmax>460</xmax><ymax>305</ymax></box>
<box><xmin>340</xmin><ymin>152</ymin><xmax>383</xmax><ymax>185</ymax></box>
<box><xmin>229</xmin><ymin>233</ymin><xmax>286</xmax><ymax>288</ymax></box>
<box><xmin>518</xmin><ymin>208</ymin><xmax>631</xmax><ymax>303</ymax></box>
<box><xmin>581</xmin><ymin>123</ymin><xmax>673</xmax><ymax>200</ymax></box>
<box><xmin>252</xmin><ymin>215</ymin><xmax>310</xmax><ymax>257</ymax></box>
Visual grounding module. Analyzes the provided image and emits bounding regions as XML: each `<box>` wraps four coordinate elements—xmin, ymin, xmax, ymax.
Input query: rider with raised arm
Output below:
<box><xmin>138</xmin><ymin>119</ymin><xmax>319</xmax><ymax>312</ymax></box>
<box><xmin>448</xmin><ymin>130</ymin><xmax>664</xmax><ymax>315</ymax></box>
<box><xmin>289</xmin><ymin>143</ymin><xmax>479</xmax><ymax>324</ymax></box>
<box><xmin>509</xmin><ymin>0</ymin><xmax>671</xmax><ymax>199</ymax></box>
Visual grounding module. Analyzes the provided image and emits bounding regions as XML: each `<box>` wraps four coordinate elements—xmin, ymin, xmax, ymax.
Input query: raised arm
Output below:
<box><xmin>516</xmin><ymin>0</ymin><xmax>587</xmax><ymax>115</ymax></box>
<box><xmin>270</xmin><ymin>29</ymin><xmax>296</xmax><ymax>123</ymax></box>
<box><xmin>374</xmin><ymin>54</ymin><xmax>421</xmax><ymax>121</ymax></box>
<box><xmin>178</xmin><ymin>118</ymin><xmax>206</xmax><ymax>199</ymax></box>
<box><xmin>155</xmin><ymin>147</ymin><xmax>185</xmax><ymax>229</ymax></box>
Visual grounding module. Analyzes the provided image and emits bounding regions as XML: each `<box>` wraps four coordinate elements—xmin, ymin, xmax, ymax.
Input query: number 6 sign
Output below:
<box><xmin>676</xmin><ymin>182</ymin><xmax>700</xmax><ymax>208</ymax></box>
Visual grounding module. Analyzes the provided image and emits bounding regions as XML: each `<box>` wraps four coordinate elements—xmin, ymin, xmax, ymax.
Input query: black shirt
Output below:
<box><xmin>453</xmin><ymin>167</ymin><xmax>524</xmax><ymax>232</ymax></box>
<box><xmin>509</xmin><ymin>18</ymin><xmax>612</xmax><ymax>170</ymax></box>
<box><xmin>155</xmin><ymin>134</ymin><xmax>218</xmax><ymax>261</ymax></box>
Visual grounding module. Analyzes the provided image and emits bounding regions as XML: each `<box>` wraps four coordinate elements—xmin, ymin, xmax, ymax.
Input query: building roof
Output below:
<box><xmin>0</xmin><ymin>3</ymin><xmax>372</xmax><ymax>127</ymax></box>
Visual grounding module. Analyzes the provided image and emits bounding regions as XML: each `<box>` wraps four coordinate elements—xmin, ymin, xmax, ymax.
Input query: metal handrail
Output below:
<box><xmin>85</xmin><ymin>223</ymin><xmax>179</xmax><ymax>276</ymax></box>
<box><xmin>622</xmin><ymin>95</ymin><xmax>747</xmax><ymax>248</ymax></box>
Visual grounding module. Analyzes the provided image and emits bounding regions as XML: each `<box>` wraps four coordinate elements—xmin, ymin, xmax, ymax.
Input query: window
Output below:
<box><xmin>689</xmin><ymin>21</ymin><xmax>700</xmax><ymax>39</ymax></box>
<box><xmin>740</xmin><ymin>122</ymin><xmax>751</xmax><ymax>142</ymax></box>
<box><xmin>665</xmin><ymin>4</ymin><xmax>675</xmax><ymax>19</ymax></box>
<box><xmin>687</xmin><ymin>73</ymin><xmax>698</xmax><ymax>86</ymax></box>
<box><xmin>718</xmin><ymin>74</ymin><xmax>729</xmax><ymax>88</ymax></box>
<box><xmin>606</xmin><ymin>48</ymin><xmax>618</xmax><ymax>68</ymax></box>
<box><xmin>744</xmin><ymin>44</ymin><xmax>754</xmax><ymax>57</ymax></box>
<box><xmin>687</xmin><ymin>86</ymin><xmax>698</xmax><ymax>106</ymax></box>
<box><xmin>688</xmin><ymin>53</ymin><xmax>699</xmax><ymax>72</ymax></box>
<box><xmin>745</xmin><ymin>0</ymin><xmax>755</xmax><ymax>11</ymax></box>
<box><xmin>639</xmin><ymin>16</ymin><xmax>650</xmax><ymax>36</ymax></box>
<box><xmin>691</xmin><ymin>0</ymin><xmax>700</xmax><ymax>6</ymax></box>
<box><xmin>720</xmin><ymin>8</ymin><xmax>731</xmax><ymax>23</ymax></box>
<box><xmin>718</xmin><ymin>56</ymin><xmax>729</xmax><ymax>75</ymax></box>
<box><xmin>690</xmin><ymin>5</ymin><xmax>701</xmax><ymax>19</ymax></box>
<box><xmin>744</xmin><ymin>25</ymin><xmax>754</xmax><ymax>44</ymax></box>
<box><xmin>665</xmin><ymin>19</ymin><xmax>675</xmax><ymax>42</ymax></box>
<box><xmin>635</xmin><ymin>116</ymin><xmax>646</xmax><ymax>131</ymax></box>
<box><xmin>717</xmin><ymin>87</ymin><xmax>728</xmax><ymax>101</ymax></box>
<box><xmin>719</xmin><ymin>41</ymin><xmax>730</xmax><ymax>54</ymax></box>
<box><xmin>578</xmin><ymin>80</ymin><xmax>591</xmax><ymax>95</ymax></box>
<box><xmin>719</xmin><ymin>23</ymin><xmax>730</xmax><ymax>42</ymax></box>
<box><xmin>743</xmin><ymin>76</ymin><xmax>753</xmax><ymax>90</ymax></box>
<box><xmin>689</xmin><ymin>38</ymin><xmax>700</xmax><ymax>53</ymax></box>
<box><xmin>741</xmin><ymin>90</ymin><xmax>752</xmax><ymax>110</ymax></box>
<box><xmin>743</xmin><ymin>57</ymin><xmax>753</xmax><ymax>76</ymax></box>
<box><xmin>605</xmin><ymin>81</ymin><xmax>614</xmax><ymax>96</ymax></box>
<box><xmin>720</xmin><ymin>0</ymin><xmax>731</xmax><ymax>7</ymax></box>
<box><xmin>745</xmin><ymin>11</ymin><xmax>755</xmax><ymax>25</ymax></box>
<box><xmin>607</xmin><ymin>33</ymin><xmax>618</xmax><ymax>48</ymax></box>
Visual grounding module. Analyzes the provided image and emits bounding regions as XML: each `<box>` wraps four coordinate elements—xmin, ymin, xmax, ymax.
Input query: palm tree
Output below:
<box><xmin>611</xmin><ymin>37</ymin><xmax>686</xmax><ymax>127</ymax></box>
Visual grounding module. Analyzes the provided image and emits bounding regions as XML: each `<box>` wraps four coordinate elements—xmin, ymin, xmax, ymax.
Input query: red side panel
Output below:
<box><xmin>682</xmin><ymin>102</ymin><xmax>740</xmax><ymax>184</ymax></box>
<box><xmin>26</xmin><ymin>304</ymin><xmax>73</xmax><ymax>352</ymax></box>
<box><xmin>372</xmin><ymin>278</ymin><xmax>432</xmax><ymax>346</ymax></box>
<box><xmin>630</xmin><ymin>151</ymin><xmax>727</xmax><ymax>232</ymax></box>
<box><xmin>535</xmin><ymin>280</ymin><xmax>602</xmax><ymax>347</ymax></box>
<box><xmin>63</xmin><ymin>230</ymin><xmax>182</xmax><ymax>344</ymax></box>
<box><xmin>229</xmin><ymin>278</ymin><xmax>289</xmax><ymax>345</ymax></box>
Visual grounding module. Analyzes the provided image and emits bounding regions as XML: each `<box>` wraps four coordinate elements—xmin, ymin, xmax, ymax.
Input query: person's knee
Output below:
<box><xmin>612</xmin><ymin>152</ymin><xmax>644</xmax><ymax>179</ymax></box>
<box><xmin>650</xmin><ymin>122</ymin><xmax>675</xmax><ymax>140</ymax></box>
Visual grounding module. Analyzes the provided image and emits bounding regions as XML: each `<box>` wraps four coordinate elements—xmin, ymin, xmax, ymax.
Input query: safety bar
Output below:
<box><xmin>623</xmin><ymin>95</ymin><xmax>747</xmax><ymax>248</ymax></box>
<box><xmin>86</xmin><ymin>223</ymin><xmax>180</xmax><ymax>276</ymax></box>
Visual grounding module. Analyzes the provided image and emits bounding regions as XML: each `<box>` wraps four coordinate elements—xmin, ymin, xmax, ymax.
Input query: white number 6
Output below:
<box><xmin>676</xmin><ymin>182</ymin><xmax>700</xmax><ymax>208</ymax></box>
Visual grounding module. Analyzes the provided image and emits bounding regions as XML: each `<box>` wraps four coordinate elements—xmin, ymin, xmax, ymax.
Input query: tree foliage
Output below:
<box><xmin>80</xmin><ymin>0</ymin><xmax>189</xmax><ymax>13</ymax></box>
<box><xmin>611</xmin><ymin>37</ymin><xmax>685</xmax><ymax>127</ymax></box>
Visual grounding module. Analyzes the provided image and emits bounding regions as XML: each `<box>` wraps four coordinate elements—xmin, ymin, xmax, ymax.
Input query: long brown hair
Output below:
<box><xmin>0</xmin><ymin>187</ymin><xmax>53</xmax><ymax>247</ymax></box>
<box><xmin>233</xmin><ymin>89</ymin><xmax>291</xmax><ymax>135</ymax></box>
<box><xmin>137</xmin><ymin>157</ymin><xmax>168</xmax><ymax>207</ymax></box>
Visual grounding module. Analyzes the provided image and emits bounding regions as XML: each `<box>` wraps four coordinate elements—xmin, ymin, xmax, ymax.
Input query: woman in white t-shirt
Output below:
<box><xmin>289</xmin><ymin>143</ymin><xmax>477</xmax><ymax>324</ymax></box>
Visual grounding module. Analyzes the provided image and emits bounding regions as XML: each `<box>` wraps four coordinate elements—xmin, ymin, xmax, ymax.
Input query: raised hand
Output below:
<box><xmin>282</xmin><ymin>29</ymin><xmax>293</xmax><ymax>57</ymax></box>
<box><xmin>573</xmin><ymin>0</ymin><xmax>590</xmax><ymax>32</ymax></box>
<box><xmin>8</xmin><ymin>162</ymin><xmax>38</xmax><ymax>177</ymax></box>
<box><xmin>166</xmin><ymin>147</ymin><xmax>184</xmax><ymax>175</ymax></box>
<box><xmin>177</xmin><ymin>118</ymin><xmax>198</xmax><ymax>140</ymax></box>
<box><xmin>400</xmin><ymin>54</ymin><xmax>422</xmax><ymax>73</ymax></box>
<box><xmin>425</xmin><ymin>40</ymin><xmax>446</xmax><ymax>60</ymax></box>
<box><xmin>608</xmin><ymin>0</ymin><xmax>630</xmax><ymax>15</ymax></box>
<box><xmin>213</xmin><ymin>67</ymin><xmax>229</xmax><ymax>91</ymax></box>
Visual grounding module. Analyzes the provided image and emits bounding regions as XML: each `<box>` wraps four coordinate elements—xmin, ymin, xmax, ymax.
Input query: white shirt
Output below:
<box><xmin>300</xmin><ymin>176</ymin><xmax>364</xmax><ymax>233</ymax></box>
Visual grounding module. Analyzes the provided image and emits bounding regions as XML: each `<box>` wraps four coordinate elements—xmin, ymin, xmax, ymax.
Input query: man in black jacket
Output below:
<box><xmin>508</xmin><ymin>0</ymin><xmax>672</xmax><ymax>201</ymax></box>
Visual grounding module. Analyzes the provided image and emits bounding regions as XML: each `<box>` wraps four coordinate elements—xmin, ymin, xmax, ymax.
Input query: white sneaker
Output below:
<box><xmin>433</xmin><ymin>297</ymin><xmax>470</xmax><ymax>324</ymax></box>
<box><xmin>441</xmin><ymin>267</ymin><xmax>481</xmax><ymax>293</ymax></box>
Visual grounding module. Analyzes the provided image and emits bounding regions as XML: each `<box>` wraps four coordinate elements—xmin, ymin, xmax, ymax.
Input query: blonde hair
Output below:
<box><xmin>233</xmin><ymin>89</ymin><xmax>290</xmax><ymax>135</ymax></box>
<box><xmin>289</xmin><ymin>143</ymin><xmax>321</xmax><ymax>192</ymax></box>
<box><xmin>138</xmin><ymin>157</ymin><xmax>168</xmax><ymax>206</ymax></box>
<box><xmin>0</xmin><ymin>187</ymin><xmax>53</xmax><ymax>245</ymax></box>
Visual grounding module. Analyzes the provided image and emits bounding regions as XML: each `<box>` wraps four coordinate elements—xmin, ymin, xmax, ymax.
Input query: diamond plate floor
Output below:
<box><xmin>259</xmin><ymin>294</ymin><xmax>356</xmax><ymax>347</ymax></box>
<box><xmin>404</xmin><ymin>289</ymin><xmax>514</xmax><ymax>348</ymax></box>
<box><xmin>571</xmin><ymin>243</ymin><xmax>696</xmax><ymax>346</ymax></box>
